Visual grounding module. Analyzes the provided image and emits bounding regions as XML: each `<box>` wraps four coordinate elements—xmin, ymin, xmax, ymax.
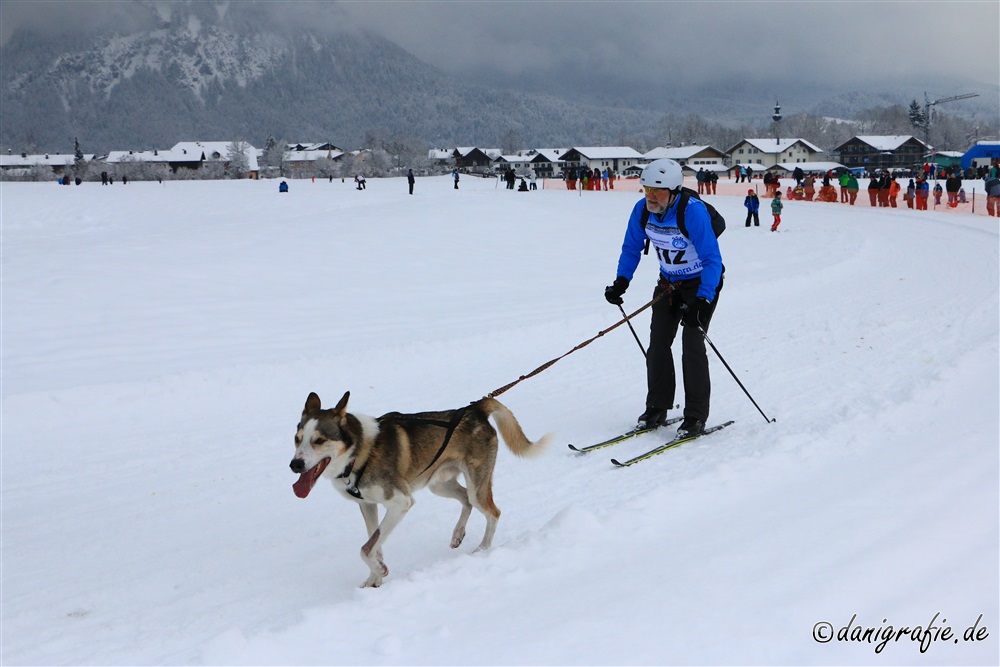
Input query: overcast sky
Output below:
<box><xmin>3</xmin><ymin>0</ymin><xmax>998</xmax><ymax>91</ymax></box>
<box><xmin>338</xmin><ymin>0</ymin><xmax>999</xmax><ymax>89</ymax></box>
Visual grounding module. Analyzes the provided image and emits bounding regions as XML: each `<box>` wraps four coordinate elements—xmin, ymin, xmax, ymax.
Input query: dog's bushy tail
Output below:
<box><xmin>479</xmin><ymin>398</ymin><xmax>552</xmax><ymax>458</ymax></box>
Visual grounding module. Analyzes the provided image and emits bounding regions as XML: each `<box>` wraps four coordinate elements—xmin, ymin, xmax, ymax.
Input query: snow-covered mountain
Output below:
<box><xmin>0</xmin><ymin>1</ymin><xmax>664</xmax><ymax>153</ymax></box>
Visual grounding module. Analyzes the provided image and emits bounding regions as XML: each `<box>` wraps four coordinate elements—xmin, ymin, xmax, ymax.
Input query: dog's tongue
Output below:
<box><xmin>292</xmin><ymin>458</ymin><xmax>331</xmax><ymax>498</ymax></box>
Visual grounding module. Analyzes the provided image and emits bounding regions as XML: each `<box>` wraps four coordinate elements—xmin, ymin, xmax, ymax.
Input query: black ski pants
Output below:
<box><xmin>646</xmin><ymin>274</ymin><xmax>723</xmax><ymax>422</ymax></box>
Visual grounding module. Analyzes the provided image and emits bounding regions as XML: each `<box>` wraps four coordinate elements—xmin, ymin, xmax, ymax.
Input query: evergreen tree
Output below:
<box><xmin>908</xmin><ymin>99</ymin><xmax>927</xmax><ymax>131</ymax></box>
<box><xmin>73</xmin><ymin>137</ymin><xmax>88</xmax><ymax>179</ymax></box>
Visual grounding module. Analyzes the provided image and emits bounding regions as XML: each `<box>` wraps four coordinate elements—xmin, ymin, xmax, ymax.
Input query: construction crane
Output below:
<box><xmin>922</xmin><ymin>92</ymin><xmax>979</xmax><ymax>147</ymax></box>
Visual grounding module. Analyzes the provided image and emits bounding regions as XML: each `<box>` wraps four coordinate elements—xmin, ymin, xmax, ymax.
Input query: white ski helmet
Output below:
<box><xmin>640</xmin><ymin>159</ymin><xmax>684</xmax><ymax>191</ymax></box>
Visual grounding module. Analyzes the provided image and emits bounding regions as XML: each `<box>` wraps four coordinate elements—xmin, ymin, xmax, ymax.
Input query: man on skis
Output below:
<box><xmin>603</xmin><ymin>159</ymin><xmax>724</xmax><ymax>437</ymax></box>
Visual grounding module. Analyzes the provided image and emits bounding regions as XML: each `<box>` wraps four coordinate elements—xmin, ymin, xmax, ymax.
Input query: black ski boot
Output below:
<box><xmin>637</xmin><ymin>407</ymin><xmax>670</xmax><ymax>429</ymax></box>
<box><xmin>677</xmin><ymin>418</ymin><xmax>705</xmax><ymax>437</ymax></box>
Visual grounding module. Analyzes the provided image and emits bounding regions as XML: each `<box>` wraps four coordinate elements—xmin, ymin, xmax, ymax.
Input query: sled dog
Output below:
<box><xmin>290</xmin><ymin>391</ymin><xmax>551</xmax><ymax>588</ymax></box>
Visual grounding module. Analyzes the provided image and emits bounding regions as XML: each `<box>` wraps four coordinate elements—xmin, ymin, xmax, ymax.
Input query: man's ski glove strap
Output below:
<box><xmin>604</xmin><ymin>277</ymin><xmax>629</xmax><ymax>305</ymax></box>
<box><xmin>683</xmin><ymin>298</ymin><xmax>712</xmax><ymax>328</ymax></box>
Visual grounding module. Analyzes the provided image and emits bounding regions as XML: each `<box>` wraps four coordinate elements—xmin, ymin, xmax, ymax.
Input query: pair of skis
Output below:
<box><xmin>568</xmin><ymin>420</ymin><xmax>735</xmax><ymax>467</ymax></box>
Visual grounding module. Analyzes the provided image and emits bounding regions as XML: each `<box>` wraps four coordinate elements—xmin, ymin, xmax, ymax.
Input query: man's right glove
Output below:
<box><xmin>604</xmin><ymin>276</ymin><xmax>629</xmax><ymax>305</ymax></box>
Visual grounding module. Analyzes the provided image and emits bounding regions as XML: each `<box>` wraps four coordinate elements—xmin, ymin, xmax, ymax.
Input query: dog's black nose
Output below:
<box><xmin>290</xmin><ymin>458</ymin><xmax>305</xmax><ymax>474</ymax></box>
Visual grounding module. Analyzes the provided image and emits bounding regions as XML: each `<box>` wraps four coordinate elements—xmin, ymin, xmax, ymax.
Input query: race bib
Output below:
<box><xmin>646</xmin><ymin>223</ymin><xmax>704</xmax><ymax>278</ymax></box>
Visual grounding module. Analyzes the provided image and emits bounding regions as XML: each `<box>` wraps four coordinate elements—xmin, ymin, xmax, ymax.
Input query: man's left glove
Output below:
<box><xmin>604</xmin><ymin>277</ymin><xmax>629</xmax><ymax>305</ymax></box>
<box><xmin>682</xmin><ymin>298</ymin><xmax>713</xmax><ymax>329</ymax></box>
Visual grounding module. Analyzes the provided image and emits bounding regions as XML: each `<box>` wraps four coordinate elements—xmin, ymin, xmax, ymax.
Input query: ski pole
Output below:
<box><xmin>698</xmin><ymin>326</ymin><xmax>775</xmax><ymax>424</ymax></box>
<box><xmin>617</xmin><ymin>303</ymin><xmax>647</xmax><ymax>358</ymax></box>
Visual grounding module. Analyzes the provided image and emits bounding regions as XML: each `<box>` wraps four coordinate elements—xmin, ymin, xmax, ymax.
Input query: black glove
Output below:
<box><xmin>604</xmin><ymin>277</ymin><xmax>629</xmax><ymax>305</ymax></box>
<box><xmin>682</xmin><ymin>298</ymin><xmax>713</xmax><ymax>329</ymax></box>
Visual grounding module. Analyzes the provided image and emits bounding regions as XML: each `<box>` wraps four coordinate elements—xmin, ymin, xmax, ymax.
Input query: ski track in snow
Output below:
<box><xmin>2</xmin><ymin>176</ymin><xmax>997</xmax><ymax>665</ymax></box>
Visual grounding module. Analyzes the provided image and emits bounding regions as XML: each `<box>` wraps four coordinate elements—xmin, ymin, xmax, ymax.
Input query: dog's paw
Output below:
<box><xmin>450</xmin><ymin>528</ymin><xmax>466</xmax><ymax>549</ymax></box>
<box><xmin>361</xmin><ymin>564</ymin><xmax>387</xmax><ymax>588</ymax></box>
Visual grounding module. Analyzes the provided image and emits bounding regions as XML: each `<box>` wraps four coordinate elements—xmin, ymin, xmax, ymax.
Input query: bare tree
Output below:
<box><xmin>226</xmin><ymin>140</ymin><xmax>251</xmax><ymax>179</ymax></box>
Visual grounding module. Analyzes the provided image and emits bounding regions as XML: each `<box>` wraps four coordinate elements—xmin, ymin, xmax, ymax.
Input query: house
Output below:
<box><xmin>930</xmin><ymin>151</ymin><xmax>964</xmax><ymax>172</ymax></box>
<box><xmin>492</xmin><ymin>149</ymin><xmax>565</xmax><ymax>178</ymax></box>
<box><xmin>832</xmin><ymin>135</ymin><xmax>928</xmax><ymax>173</ymax></box>
<box><xmin>559</xmin><ymin>147</ymin><xmax>644</xmax><ymax>174</ymax></box>
<box><xmin>281</xmin><ymin>146</ymin><xmax>345</xmax><ymax>174</ymax></box>
<box><xmin>0</xmin><ymin>151</ymin><xmax>95</xmax><ymax>176</ymax></box>
<box><xmin>726</xmin><ymin>138</ymin><xmax>824</xmax><ymax>168</ymax></box>
<box><xmin>427</xmin><ymin>149</ymin><xmax>454</xmax><ymax>166</ymax></box>
<box><xmin>524</xmin><ymin>149</ymin><xmax>565</xmax><ymax>178</ymax></box>
<box><xmin>643</xmin><ymin>145</ymin><xmax>728</xmax><ymax>169</ymax></box>
<box><xmin>492</xmin><ymin>153</ymin><xmax>535</xmax><ymax>175</ymax></box>
<box><xmin>452</xmin><ymin>147</ymin><xmax>494</xmax><ymax>171</ymax></box>
<box><xmin>173</xmin><ymin>141</ymin><xmax>259</xmax><ymax>176</ymax></box>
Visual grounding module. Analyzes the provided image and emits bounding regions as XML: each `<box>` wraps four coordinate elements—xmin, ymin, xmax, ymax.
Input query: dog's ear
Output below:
<box><xmin>332</xmin><ymin>391</ymin><xmax>350</xmax><ymax>416</ymax></box>
<box><xmin>304</xmin><ymin>392</ymin><xmax>321</xmax><ymax>414</ymax></box>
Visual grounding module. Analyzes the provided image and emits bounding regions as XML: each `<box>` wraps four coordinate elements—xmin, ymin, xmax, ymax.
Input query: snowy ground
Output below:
<box><xmin>2</xmin><ymin>174</ymin><xmax>997</xmax><ymax>666</ymax></box>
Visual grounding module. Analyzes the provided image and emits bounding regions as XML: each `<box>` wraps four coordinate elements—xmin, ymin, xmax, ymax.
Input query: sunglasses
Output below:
<box><xmin>643</xmin><ymin>185</ymin><xmax>670</xmax><ymax>195</ymax></box>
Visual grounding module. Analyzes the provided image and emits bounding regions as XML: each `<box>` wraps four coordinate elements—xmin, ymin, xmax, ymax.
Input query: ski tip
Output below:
<box><xmin>567</xmin><ymin>444</ymin><xmax>582</xmax><ymax>452</ymax></box>
<box><xmin>610</xmin><ymin>459</ymin><xmax>624</xmax><ymax>467</ymax></box>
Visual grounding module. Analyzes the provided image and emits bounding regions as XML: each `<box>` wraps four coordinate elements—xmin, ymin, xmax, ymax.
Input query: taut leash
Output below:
<box><xmin>485</xmin><ymin>287</ymin><xmax>671</xmax><ymax>400</ymax></box>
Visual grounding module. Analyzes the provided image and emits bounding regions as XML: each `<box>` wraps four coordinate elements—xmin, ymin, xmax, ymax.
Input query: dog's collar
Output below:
<box><xmin>336</xmin><ymin>456</ymin><xmax>368</xmax><ymax>500</ymax></box>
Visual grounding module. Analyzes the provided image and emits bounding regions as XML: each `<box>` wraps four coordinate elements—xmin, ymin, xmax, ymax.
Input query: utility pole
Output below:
<box><xmin>922</xmin><ymin>92</ymin><xmax>979</xmax><ymax>147</ymax></box>
<box><xmin>772</xmin><ymin>101</ymin><xmax>782</xmax><ymax>145</ymax></box>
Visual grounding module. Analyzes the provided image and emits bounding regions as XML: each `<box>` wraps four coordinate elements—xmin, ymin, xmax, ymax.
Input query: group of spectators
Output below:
<box><xmin>695</xmin><ymin>168</ymin><xmax>718</xmax><ymax>194</ymax></box>
<box><xmin>564</xmin><ymin>166</ymin><xmax>616</xmax><ymax>191</ymax></box>
<box><xmin>746</xmin><ymin>161</ymin><xmax>1000</xmax><ymax>215</ymax></box>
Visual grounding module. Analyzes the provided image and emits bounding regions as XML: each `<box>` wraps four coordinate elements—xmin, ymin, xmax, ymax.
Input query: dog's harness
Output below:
<box><xmin>336</xmin><ymin>456</ymin><xmax>369</xmax><ymax>500</ymax></box>
<box><xmin>338</xmin><ymin>407</ymin><xmax>469</xmax><ymax>500</ymax></box>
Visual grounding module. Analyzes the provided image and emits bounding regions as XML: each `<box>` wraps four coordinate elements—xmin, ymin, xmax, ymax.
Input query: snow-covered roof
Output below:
<box><xmin>729</xmin><ymin>138</ymin><xmax>824</xmax><ymax>155</ymax></box>
<box><xmin>103</xmin><ymin>142</ymin><xmax>259</xmax><ymax>170</ymax></box>
<box><xmin>644</xmin><ymin>146</ymin><xmax>725</xmax><ymax>161</ymax></box>
<box><xmin>168</xmin><ymin>142</ymin><xmax>259</xmax><ymax>170</ymax></box>
<box><xmin>1</xmin><ymin>153</ymin><xmax>95</xmax><ymax>167</ymax></box>
<box><xmin>494</xmin><ymin>154</ymin><xmax>533</xmax><ymax>164</ymax></box>
<box><xmin>282</xmin><ymin>149</ymin><xmax>344</xmax><ymax>163</ymax></box>
<box><xmin>529</xmin><ymin>150</ymin><xmax>564</xmax><ymax>163</ymax></box>
<box><xmin>851</xmin><ymin>135</ymin><xmax>922</xmax><ymax>151</ymax></box>
<box><xmin>428</xmin><ymin>149</ymin><xmax>452</xmax><ymax>160</ymax></box>
<box><xmin>563</xmin><ymin>146</ymin><xmax>645</xmax><ymax>160</ymax></box>
<box><xmin>105</xmin><ymin>149</ymin><xmax>169</xmax><ymax>164</ymax></box>
<box><xmin>286</xmin><ymin>142</ymin><xmax>341</xmax><ymax>152</ymax></box>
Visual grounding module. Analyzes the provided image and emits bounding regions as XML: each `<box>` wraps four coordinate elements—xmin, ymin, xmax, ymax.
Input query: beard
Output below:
<box><xmin>645</xmin><ymin>200</ymin><xmax>667</xmax><ymax>215</ymax></box>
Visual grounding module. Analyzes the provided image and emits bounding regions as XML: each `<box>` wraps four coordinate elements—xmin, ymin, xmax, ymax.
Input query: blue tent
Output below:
<box><xmin>960</xmin><ymin>142</ymin><xmax>1000</xmax><ymax>170</ymax></box>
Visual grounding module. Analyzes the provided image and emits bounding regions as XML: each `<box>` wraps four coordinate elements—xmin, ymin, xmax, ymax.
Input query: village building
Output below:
<box><xmin>451</xmin><ymin>147</ymin><xmax>495</xmax><ymax>172</ymax></box>
<box><xmin>644</xmin><ymin>145</ymin><xmax>728</xmax><ymax>169</ymax></box>
<box><xmin>281</xmin><ymin>143</ymin><xmax>345</xmax><ymax>175</ymax></box>
<box><xmin>726</xmin><ymin>138</ymin><xmax>825</xmax><ymax>169</ymax></box>
<box><xmin>832</xmin><ymin>135</ymin><xmax>928</xmax><ymax>173</ymax></box>
<box><xmin>105</xmin><ymin>141</ymin><xmax>260</xmax><ymax>178</ymax></box>
<box><xmin>559</xmin><ymin>147</ymin><xmax>644</xmax><ymax>175</ymax></box>
<box><xmin>0</xmin><ymin>151</ymin><xmax>95</xmax><ymax>176</ymax></box>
